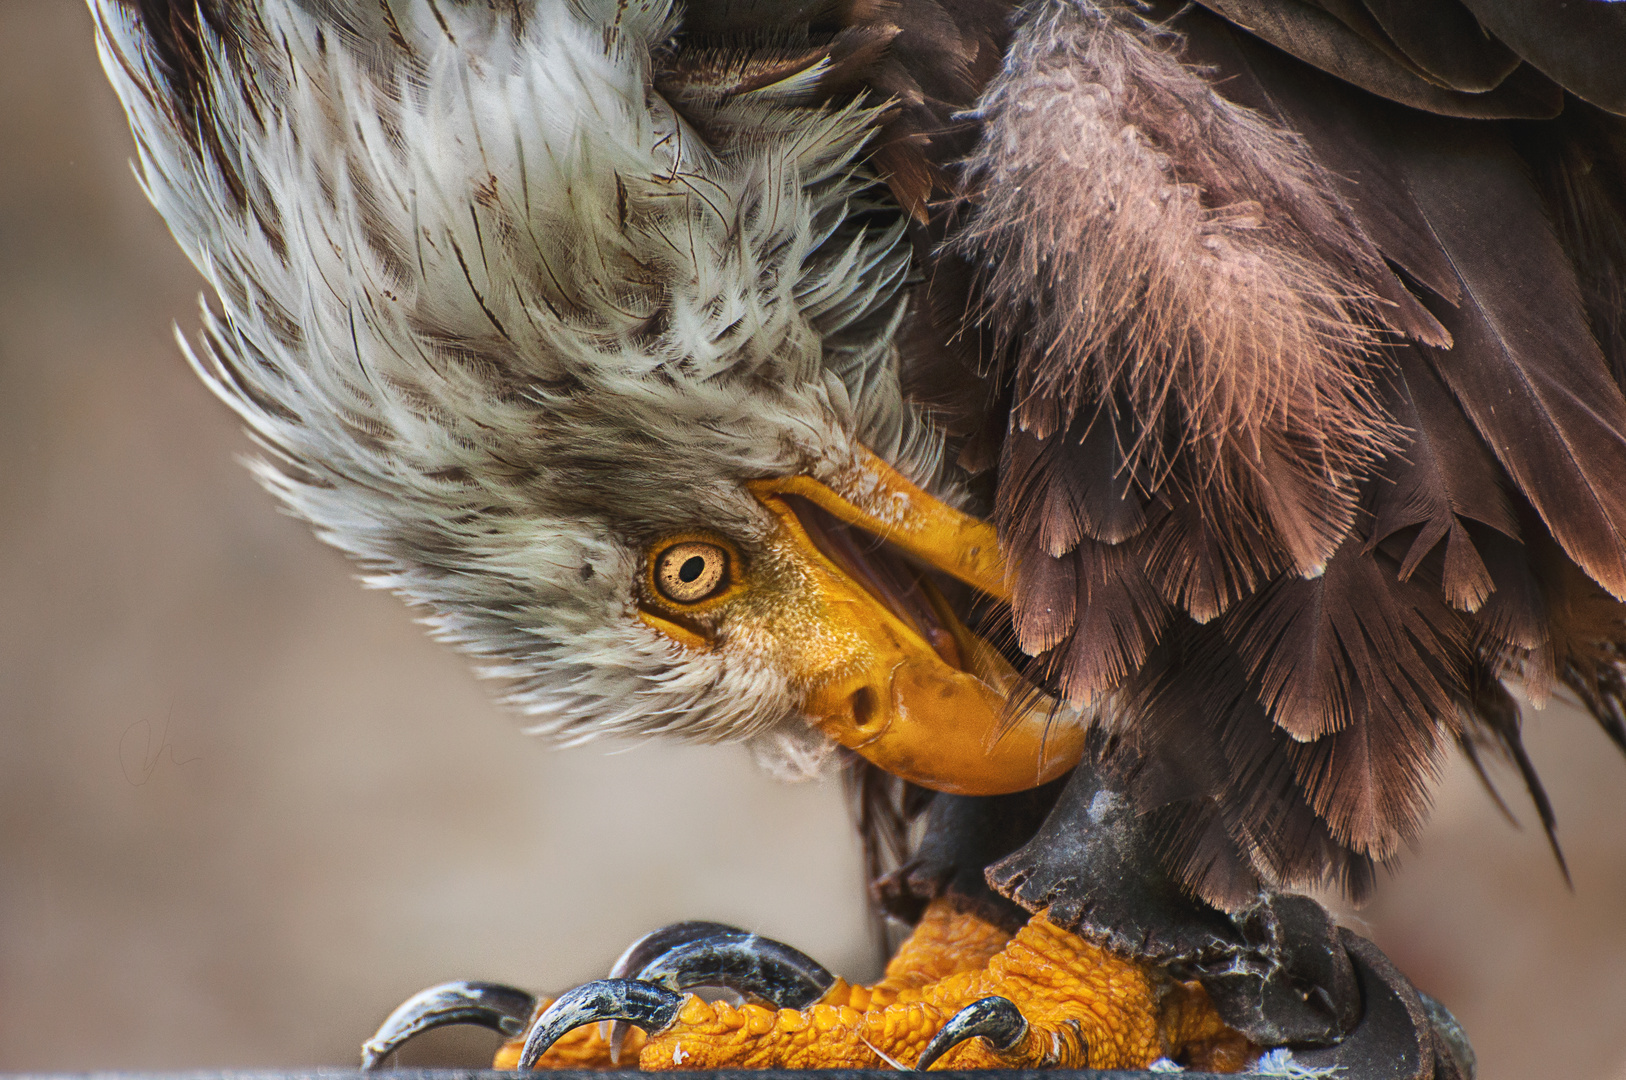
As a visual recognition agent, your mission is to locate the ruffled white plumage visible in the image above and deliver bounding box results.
[92,0,938,756]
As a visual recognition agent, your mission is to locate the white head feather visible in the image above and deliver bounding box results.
[92,0,942,766]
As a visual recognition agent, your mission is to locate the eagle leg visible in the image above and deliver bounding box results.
[495,897,1254,1071]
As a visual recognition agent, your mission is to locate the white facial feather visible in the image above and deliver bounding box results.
[92,0,943,755]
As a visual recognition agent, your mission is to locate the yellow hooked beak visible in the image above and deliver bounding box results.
[730,451,1084,796]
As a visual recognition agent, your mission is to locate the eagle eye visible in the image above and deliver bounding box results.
[653,541,730,604]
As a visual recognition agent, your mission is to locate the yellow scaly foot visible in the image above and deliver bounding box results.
[501,898,1254,1071]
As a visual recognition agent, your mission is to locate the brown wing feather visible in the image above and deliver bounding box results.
[1144,487,1282,624]
[1357,0,1519,95]
[1124,623,1381,904]
[1192,0,1561,119]
[1386,114,1626,603]
[1053,535,1169,704]
[1000,418,1168,698]
[961,0,1399,600]
[1368,346,1517,611]
[1467,527,1554,698]
[1235,537,1466,854]
[1184,21,1465,311]
[1457,0,1626,114]
[1222,532,1466,749]
[1516,106,1626,390]
[1462,669,1570,883]
[904,0,1626,907]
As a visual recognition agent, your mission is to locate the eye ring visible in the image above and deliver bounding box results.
[653,541,730,604]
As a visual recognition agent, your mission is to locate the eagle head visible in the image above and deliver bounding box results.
[95,0,1084,795]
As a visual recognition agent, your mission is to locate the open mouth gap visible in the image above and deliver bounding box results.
[780,494,971,671]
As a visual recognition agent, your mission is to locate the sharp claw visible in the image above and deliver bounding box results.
[634,931,836,1005]
[914,995,1029,1071]
[603,921,743,1062]
[604,923,836,1063]
[609,920,745,980]
[518,978,685,1069]
[360,980,536,1070]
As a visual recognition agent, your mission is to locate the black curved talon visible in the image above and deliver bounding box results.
[605,923,836,1062]
[518,978,684,1068]
[605,922,743,1063]
[360,980,536,1070]
[914,995,1030,1071]
[609,921,744,981]
[633,931,835,1005]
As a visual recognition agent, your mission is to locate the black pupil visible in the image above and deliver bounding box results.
[679,555,707,583]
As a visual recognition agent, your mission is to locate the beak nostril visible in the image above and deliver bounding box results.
[849,686,878,733]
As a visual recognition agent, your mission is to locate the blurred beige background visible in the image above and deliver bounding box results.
[1,3,1623,1077]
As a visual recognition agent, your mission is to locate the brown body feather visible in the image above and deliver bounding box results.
[877,0,1626,905]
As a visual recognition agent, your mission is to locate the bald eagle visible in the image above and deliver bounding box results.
[93,0,1624,1074]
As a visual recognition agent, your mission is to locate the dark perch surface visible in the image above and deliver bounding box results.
[4,1073,1262,1080]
